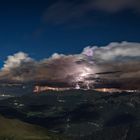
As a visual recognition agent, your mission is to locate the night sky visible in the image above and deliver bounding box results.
[0,0,140,65]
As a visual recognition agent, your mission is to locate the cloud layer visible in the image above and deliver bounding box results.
[43,0,140,25]
[0,41,140,89]
[94,0,140,12]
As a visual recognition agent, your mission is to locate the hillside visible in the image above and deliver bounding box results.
[0,115,64,140]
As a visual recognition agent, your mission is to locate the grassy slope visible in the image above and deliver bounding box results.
[0,115,65,140]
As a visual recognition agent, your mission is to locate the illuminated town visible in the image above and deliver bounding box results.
[33,85,71,93]
[33,84,140,94]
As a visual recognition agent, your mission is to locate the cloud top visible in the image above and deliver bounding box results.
[82,42,140,61]
[2,52,33,71]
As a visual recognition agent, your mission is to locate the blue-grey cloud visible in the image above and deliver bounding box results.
[43,0,140,25]
[94,0,140,12]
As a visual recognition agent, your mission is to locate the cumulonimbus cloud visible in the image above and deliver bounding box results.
[0,41,140,89]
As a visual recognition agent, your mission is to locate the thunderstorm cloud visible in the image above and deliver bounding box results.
[0,41,140,89]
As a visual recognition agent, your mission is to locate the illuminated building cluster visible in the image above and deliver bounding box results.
[94,88,139,93]
[33,85,70,93]
[33,85,140,94]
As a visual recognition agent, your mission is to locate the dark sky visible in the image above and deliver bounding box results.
[0,0,140,66]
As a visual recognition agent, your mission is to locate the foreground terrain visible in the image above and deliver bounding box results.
[0,115,65,140]
[0,89,140,140]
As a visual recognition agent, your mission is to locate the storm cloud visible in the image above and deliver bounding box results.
[0,41,140,89]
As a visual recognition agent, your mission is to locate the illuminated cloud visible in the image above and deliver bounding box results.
[82,42,140,61]
[0,52,96,84]
[0,41,140,89]
[2,52,33,71]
